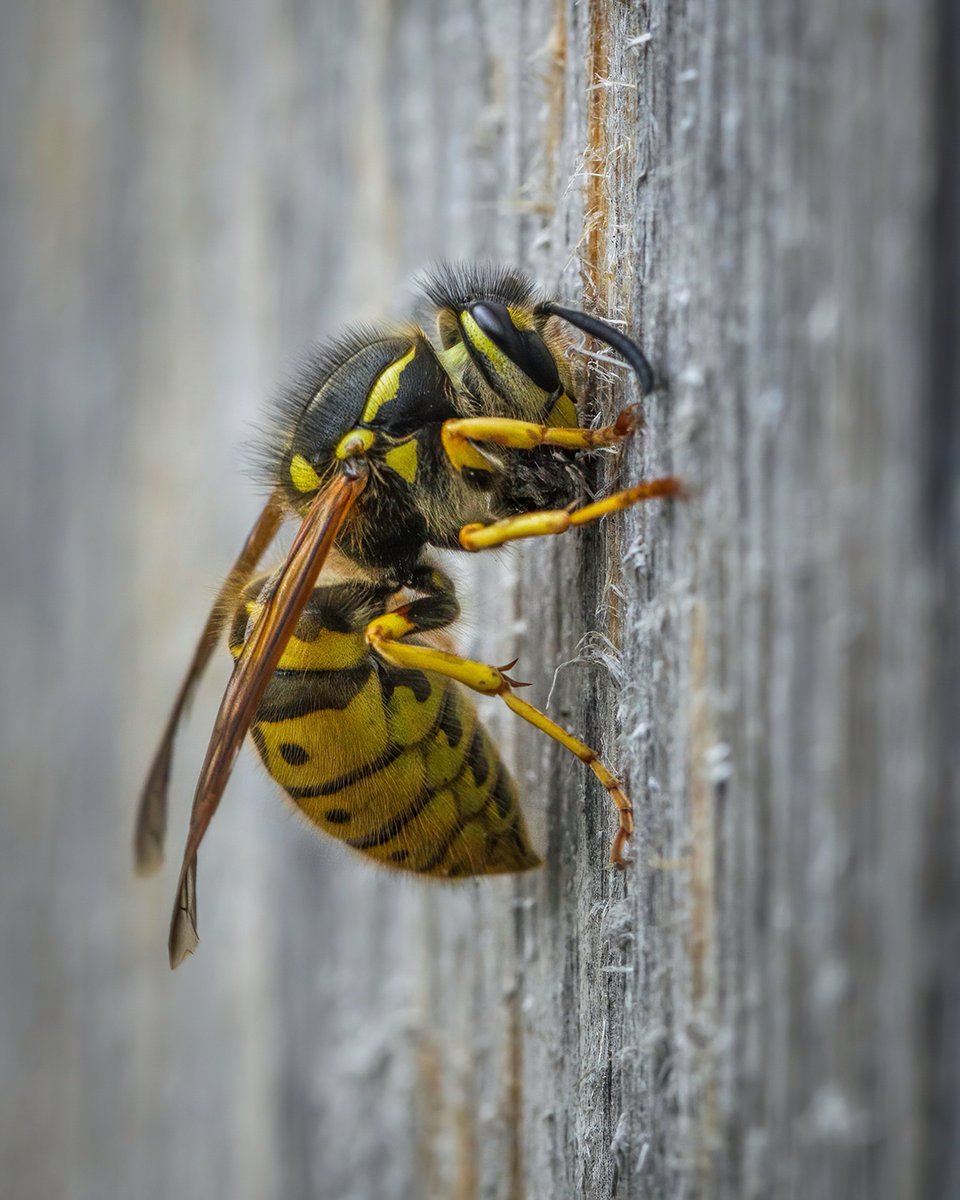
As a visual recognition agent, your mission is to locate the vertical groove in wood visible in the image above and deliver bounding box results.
[923,1,960,1195]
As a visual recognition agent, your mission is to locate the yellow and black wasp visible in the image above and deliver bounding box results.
[134,262,680,968]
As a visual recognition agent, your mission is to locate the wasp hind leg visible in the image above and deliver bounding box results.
[364,605,634,867]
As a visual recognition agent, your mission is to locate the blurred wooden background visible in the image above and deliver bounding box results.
[1,1,956,1197]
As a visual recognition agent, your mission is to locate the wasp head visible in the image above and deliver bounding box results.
[420,262,576,420]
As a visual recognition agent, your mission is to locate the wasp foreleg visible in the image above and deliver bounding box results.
[441,410,638,469]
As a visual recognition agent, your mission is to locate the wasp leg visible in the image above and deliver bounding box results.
[400,562,461,630]
[441,410,638,471]
[364,611,634,867]
[458,475,683,550]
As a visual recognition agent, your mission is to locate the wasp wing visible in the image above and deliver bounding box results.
[134,490,285,875]
[168,468,368,968]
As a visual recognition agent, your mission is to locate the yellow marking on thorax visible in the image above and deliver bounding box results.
[384,439,418,482]
[335,427,375,460]
[361,347,416,424]
[290,453,322,493]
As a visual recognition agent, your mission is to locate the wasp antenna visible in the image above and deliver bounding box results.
[538,302,655,396]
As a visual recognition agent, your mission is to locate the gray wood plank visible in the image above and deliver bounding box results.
[0,1,954,1197]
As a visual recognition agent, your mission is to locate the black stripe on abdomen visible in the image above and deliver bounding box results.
[283,741,407,800]
[255,662,373,723]
[346,783,439,850]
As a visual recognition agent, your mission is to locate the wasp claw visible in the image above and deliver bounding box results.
[613,404,643,436]
[497,657,521,673]
[609,828,633,869]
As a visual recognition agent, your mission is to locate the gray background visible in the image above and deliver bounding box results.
[1,1,956,1198]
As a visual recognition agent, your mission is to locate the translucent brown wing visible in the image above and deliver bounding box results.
[134,490,285,875]
[168,467,369,968]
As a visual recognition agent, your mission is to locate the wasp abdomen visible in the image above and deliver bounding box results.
[230,579,541,877]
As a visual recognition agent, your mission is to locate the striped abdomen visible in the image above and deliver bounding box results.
[229,580,541,877]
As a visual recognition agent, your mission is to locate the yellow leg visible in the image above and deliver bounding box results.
[365,611,634,866]
[441,409,638,471]
[459,475,683,550]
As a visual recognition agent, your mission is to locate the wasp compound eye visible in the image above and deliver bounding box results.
[467,301,561,394]
[468,301,515,344]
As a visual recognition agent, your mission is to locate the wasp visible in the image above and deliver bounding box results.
[135,263,680,967]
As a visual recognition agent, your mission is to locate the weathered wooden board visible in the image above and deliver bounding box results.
[1,1,955,1198]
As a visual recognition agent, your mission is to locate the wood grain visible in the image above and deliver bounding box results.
[0,1,954,1197]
